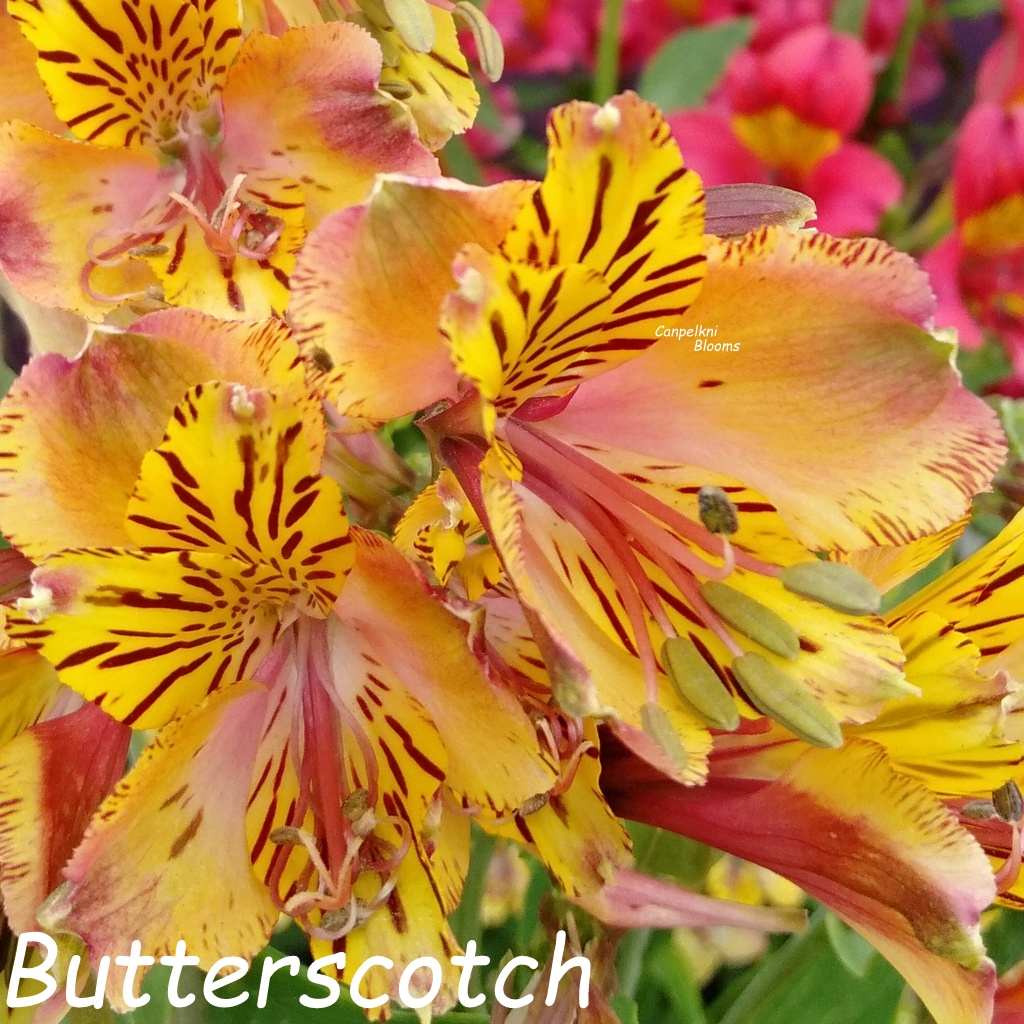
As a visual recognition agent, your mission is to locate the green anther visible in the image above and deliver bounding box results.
[641,702,689,775]
[732,652,843,748]
[661,636,740,731]
[699,580,800,660]
[994,780,1024,823]
[454,2,505,81]
[698,485,739,535]
[779,561,881,615]
[383,0,436,52]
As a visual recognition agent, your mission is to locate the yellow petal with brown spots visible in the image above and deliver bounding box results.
[9,0,242,148]
[8,548,285,729]
[53,683,278,1013]
[351,2,478,150]
[126,382,351,614]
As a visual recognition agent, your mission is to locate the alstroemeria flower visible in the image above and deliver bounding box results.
[603,510,1024,1024]
[245,0,496,149]
[0,0,437,320]
[668,25,902,236]
[922,102,1024,388]
[7,382,557,1013]
[292,91,1003,784]
[603,737,999,1024]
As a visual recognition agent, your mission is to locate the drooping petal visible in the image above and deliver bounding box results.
[0,122,160,319]
[0,703,129,935]
[605,739,998,1024]
[550,227,1005,553]
[337,529,556,816]
[9,548,284,728]
[50,683,278,1012]
[9,0,241,147]
[0,311,323,558]
[577,867,806,933]
[483,722,632,899]
[125,382,352,614]
[290,175,532,421]
[220,21,438,227]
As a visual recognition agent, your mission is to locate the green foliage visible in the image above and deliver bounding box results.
[831,0,872,36]
[958,335,1013,394]
[637,19,754,114]
[709,911,903,1024]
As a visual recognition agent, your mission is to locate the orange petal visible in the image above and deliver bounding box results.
[338,529,556,815]
[0,122,159,319]
[220,21,438,226]
[550,228,1005,553]
[608,738,998,1024]
[290,175,532,420]
[0,703,129,935]
[0,310,323,559]
[0,8,63,133]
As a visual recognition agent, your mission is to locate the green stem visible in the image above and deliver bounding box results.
[593,0,624,104]
[616,928,653,1001]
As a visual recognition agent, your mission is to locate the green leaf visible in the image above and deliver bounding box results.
[874,0,924,107]
[993,397,1024,462]
[957,334,1012,394]
[928,0,1002,20]
[824,914,876,978]
[712,910,903,1024]
[983,907,1024,974]
[441,133,484,187]
[831,0,871,36]
[626,822,714,888]
[637,19,755,114]
[610,994,642,1024]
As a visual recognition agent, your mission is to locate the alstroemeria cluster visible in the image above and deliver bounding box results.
[0,4,1023,1024]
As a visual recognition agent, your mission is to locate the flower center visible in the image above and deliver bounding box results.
[81,104,286,306]
[257,619,412,942]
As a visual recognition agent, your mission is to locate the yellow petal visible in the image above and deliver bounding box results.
[53,683,278,1012]
[353,4,478,150]
[10,548,285,728]
[0,311,324,559]
[9,0,241,147]
[126,382,352,615]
